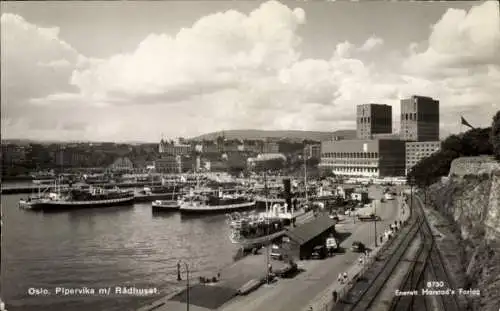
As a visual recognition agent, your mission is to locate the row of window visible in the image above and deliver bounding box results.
[321,160,378,166]
[322,152,379,158]
[333,167,379,173]
[406,144,440,149]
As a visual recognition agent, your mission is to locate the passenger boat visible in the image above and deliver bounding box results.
[179,189,255,214]
[134,185,181,202]
[31,172,56,185]
[18,186,134,211]
[152,199,181,211]
[227,203,304,249]
[254,195,285,209]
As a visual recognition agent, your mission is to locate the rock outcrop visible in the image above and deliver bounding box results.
[428,156,500,311]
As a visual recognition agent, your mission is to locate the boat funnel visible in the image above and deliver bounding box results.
[283,178,292,208]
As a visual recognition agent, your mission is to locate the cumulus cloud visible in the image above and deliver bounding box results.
[67,0,306,106]
[359,36,384,52]
[404,1,500,75]
[402,1,500,132]
[1,1,499,141]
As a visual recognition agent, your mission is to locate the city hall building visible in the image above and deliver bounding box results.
[405,141,441,174]
[320,139,406,178]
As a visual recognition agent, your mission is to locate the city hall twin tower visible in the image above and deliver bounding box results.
[320,95,441,178]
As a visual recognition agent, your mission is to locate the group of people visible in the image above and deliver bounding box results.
[357,249,371,265]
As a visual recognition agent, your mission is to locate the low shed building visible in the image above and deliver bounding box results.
[281,216,336,260]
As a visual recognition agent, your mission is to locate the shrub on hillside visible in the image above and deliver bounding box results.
[491,110,500,161]
[408,122,495,187]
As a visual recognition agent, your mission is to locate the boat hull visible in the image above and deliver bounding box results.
[21,196,135,211]
[134,193,178,203]
[152,202,180,212]
[230,230,287,249]
[180,201,256,214]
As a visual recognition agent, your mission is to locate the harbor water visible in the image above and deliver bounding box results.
[1,192,242,311]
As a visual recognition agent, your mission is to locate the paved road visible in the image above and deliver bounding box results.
[218,195,402,311]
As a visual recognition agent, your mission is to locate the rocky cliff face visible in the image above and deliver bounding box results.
[428,157,500,311]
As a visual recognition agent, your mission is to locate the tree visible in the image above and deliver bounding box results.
[407,122,496,187]
[492,110,500,161]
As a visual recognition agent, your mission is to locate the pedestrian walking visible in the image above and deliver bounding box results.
[380,235,383,243]
[338,273,343,284]
[358,256,363,265]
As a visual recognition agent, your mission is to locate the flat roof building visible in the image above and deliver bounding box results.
[405,141,441,175]
[400,95,440,142]
[356,104,392,139]
[320,139,406,178]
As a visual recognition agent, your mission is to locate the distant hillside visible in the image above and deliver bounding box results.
[192,129,356,142]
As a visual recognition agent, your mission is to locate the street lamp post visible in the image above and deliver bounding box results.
[410,184,414,218]
[177,261,190,311]
[374,199,378,247]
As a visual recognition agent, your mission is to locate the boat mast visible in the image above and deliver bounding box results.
[264,171,268,214]
[304,147,308,205]
[264,170,270,284]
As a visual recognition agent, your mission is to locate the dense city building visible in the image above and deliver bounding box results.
[305,144,321,159]
[405,141,441,174]
[158,139,191,156]
[247,153,286,171]
[320,139,406,178]
[356,104,392,139]
[109,157,134,172]
[262,141,280,154]
[155,155,181,173]
[400,95,440,141]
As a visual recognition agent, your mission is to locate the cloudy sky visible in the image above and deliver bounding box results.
[1,1,499,142]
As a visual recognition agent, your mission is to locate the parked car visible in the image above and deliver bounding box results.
[357,213,381,222]
[311,245,327,259]
[270,244,283,260]
[275,261,298,278]
[326,236,338,256]
[344,207,356,215]
[329,214,340,221]
[351,241,366,253]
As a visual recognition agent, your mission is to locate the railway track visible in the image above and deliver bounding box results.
[389,195,461,311]
[333,195,424,311]
[333,192,462,311]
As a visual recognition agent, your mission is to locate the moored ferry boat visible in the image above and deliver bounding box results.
[179,189,255,214]
[31,172,56,185]
[254,195,286,209]
[18,186,134,211]
[152,199,181,211]
[134,185,181,202]
[227,203,304,249]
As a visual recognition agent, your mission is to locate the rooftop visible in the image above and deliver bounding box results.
[284,216,336,245]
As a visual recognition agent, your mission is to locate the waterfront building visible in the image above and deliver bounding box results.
[400,95,440,141]
[320,139,406,178]
[155,155,181,173]
[405,141,441,175]
[356,104,392,139]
